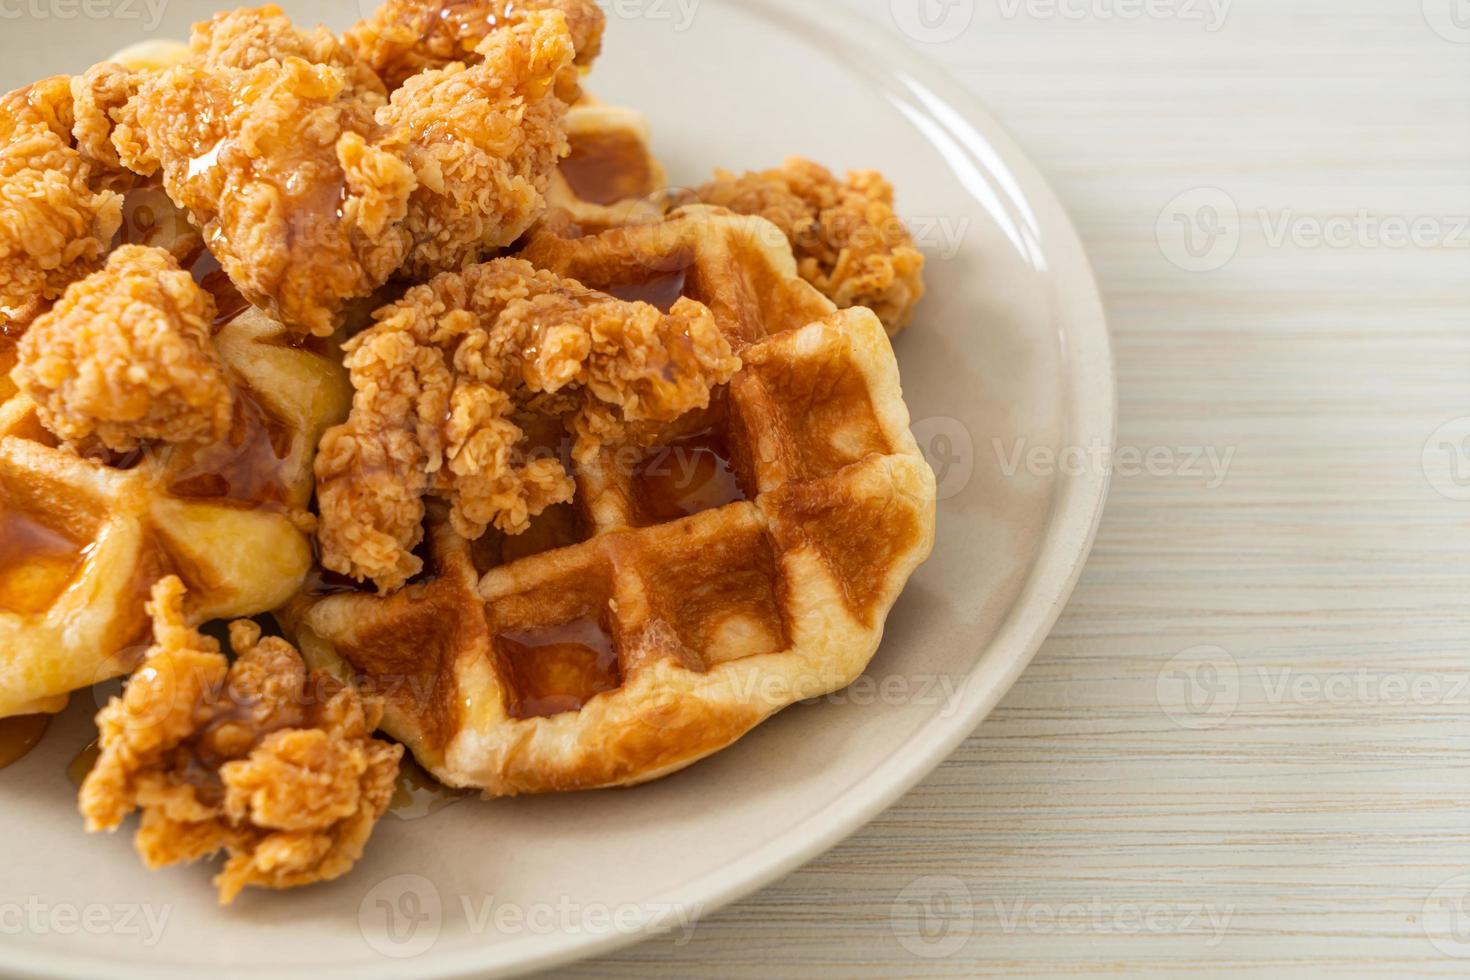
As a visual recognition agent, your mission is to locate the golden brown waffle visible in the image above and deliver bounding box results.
[285,206,936,795]
[0,306,350,717]
[544,102,667,231]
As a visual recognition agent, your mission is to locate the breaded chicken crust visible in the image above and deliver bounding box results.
[112,7,575,336]
[0,77,124,329]
[347,0,604,92]
[687,157,927,335]
[13,244,234,453]
[314,257,739,592]
[80,577,403,905]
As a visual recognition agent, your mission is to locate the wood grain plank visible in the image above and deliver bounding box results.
[552,0,1470,974]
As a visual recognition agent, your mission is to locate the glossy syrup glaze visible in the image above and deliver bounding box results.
[497,501,585,567]
[497,616,620,719]
[304,565,376,598]
[67,737,101,786]
[560,130,658,206]
[187,247,250,328]
[634,427,746,524]
[606,268,689,314]
[387,756,471,821]
[164,389,295,507]
[0,510,90,616]
[0,714,51,770]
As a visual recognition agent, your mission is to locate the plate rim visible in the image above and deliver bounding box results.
[3,2,1115,977]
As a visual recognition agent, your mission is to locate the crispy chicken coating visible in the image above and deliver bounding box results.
[315,257,740,592]
[13,245,233,453]
[685,158,927,336]
[384,13,575,279]
[0,76,123,329]
[112,51,416,337]
[112,7,574,336]
[70,62,147,184]
[189,3,388,101]
[80,577,403,905]
[347,0,604,93]
[0,39,202,332]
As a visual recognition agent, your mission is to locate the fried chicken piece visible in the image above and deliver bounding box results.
[80,577,403,905]
[384,12,575,279]
[0,45,196,332]
[113,53,417,337]
[684,158,927,336]
[315,257,740,591]
[188,3,387,102]
[13,245,232,453]
[70,62,148,185]
[0,76,123,330]
[113,7,574,336]
[347,0,604,93]
[0,56,194,331]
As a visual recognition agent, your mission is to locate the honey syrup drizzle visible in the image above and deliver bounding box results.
[606,268,689,314]
[186,247,250,328]
[106,178,290,505]
[165,388,295,507]
[406,0,538,69]
[387,756,470,821]
[0,510,91,615]
[498,616,620,719]
[115,182,254,324]
[634,427,746,523]
[497,502,584,567]
[304,565,375,598]
[68,738,101,786]
[0,714,50,770]
[560,131,656,207]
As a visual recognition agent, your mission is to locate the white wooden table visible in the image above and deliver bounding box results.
[554,0,1470,974]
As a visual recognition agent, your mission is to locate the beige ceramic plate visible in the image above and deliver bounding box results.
[0,1,1113,977]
